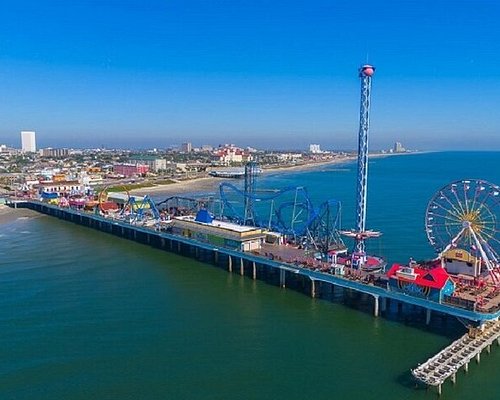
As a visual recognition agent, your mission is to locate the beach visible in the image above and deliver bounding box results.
[130,155,360,196]
[128,152,415,197]
[0,205,40,225]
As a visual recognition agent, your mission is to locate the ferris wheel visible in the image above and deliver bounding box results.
[425,179,500,283]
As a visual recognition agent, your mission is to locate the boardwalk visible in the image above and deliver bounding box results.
[412,320,500,394]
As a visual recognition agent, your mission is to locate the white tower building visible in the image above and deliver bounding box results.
[309,144,321,153]
[21,131,36,153]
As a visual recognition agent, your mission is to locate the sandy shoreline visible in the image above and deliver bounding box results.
[130,156,358,196]
[0,205,41,225]
[129,152,418,197]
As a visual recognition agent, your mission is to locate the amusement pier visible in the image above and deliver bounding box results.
[9,66,500,396]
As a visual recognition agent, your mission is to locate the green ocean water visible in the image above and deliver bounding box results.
[1,152,500,399]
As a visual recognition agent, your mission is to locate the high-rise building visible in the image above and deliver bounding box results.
[309,144,321,153]
[394,141,405,153]
[181,142,192,153]
[21,130,36,153]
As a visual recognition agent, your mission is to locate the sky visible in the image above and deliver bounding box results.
[0,0,500,151]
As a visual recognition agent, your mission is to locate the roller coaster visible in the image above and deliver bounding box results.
[152,163,345,255]
[218,178,344,254]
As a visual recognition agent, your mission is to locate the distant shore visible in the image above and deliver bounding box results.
[130,152,418,197]
[130,155,356,196]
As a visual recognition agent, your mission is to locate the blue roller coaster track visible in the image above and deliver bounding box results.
[219,181,344,251]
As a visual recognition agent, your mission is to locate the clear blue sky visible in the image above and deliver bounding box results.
[1,0,499,150]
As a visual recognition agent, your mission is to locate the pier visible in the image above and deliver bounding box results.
[412,320,500,396]
[14,200,500,323]
[10,199,500,394]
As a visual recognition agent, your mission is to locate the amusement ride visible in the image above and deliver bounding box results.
[426,179,500,286]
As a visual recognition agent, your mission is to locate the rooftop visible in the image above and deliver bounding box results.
[174,215,261,233]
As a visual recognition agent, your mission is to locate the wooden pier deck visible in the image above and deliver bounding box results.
[412,320,500,395]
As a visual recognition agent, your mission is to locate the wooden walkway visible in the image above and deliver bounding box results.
[412,320,500,395]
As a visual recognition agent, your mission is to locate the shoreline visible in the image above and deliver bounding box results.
[0,205,42,225]
[130,151,422,197]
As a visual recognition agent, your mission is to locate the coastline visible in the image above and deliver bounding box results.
[129,151,421,197]
[0,205,41,225]
[130,156,357,196]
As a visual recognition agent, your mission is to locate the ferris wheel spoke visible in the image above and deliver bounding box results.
[479,223,498,237]
[462,182,472,214]
[475,230,497,253]
[472,189,488,216]
[429,202,463,222]
[430,217,463,226]
[435,194,465,220]
[473,201,495,221]
[428,212,464,226]
[479,231,500,248]
[450,188,467,216]
[469,184,483,215]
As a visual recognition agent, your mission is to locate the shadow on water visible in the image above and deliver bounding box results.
[395,371,426,391]
[311,283,466,340]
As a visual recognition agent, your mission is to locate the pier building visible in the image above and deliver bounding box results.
[387,263,456,302]
[171,210,268,252]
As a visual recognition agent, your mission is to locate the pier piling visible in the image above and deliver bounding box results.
[373,295,379,317]
[279,269,286,288]
[426,308,432,325]
[380,296,387,313]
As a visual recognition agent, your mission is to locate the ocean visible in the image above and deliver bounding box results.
[1,151,499,399]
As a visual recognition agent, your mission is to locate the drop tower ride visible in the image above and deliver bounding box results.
[343,64,381,267]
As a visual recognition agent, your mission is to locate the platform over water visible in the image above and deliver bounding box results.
[412,320,500,387]
[15,200,500,323]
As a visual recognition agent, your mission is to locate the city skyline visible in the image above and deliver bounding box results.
[1,1,500,150]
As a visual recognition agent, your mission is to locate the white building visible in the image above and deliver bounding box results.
[39,148,70,157]
[309,144,321,154]
[393,142,405,153]
[213,145,252,165]
[181,142,192,153]
[21,131,36,153]
[129,156,167,172]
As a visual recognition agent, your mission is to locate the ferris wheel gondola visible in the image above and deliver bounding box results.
[425,179,500,284]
